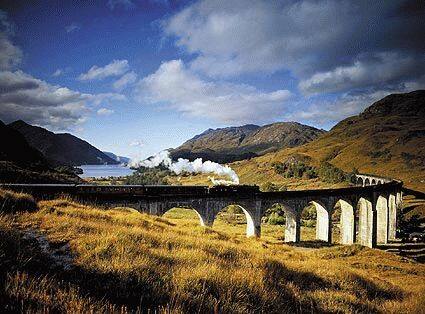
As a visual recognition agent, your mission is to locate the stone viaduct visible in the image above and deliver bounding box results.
[1,174,403,248]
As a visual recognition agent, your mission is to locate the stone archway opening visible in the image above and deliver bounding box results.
[162,207,206,227]
[300,201,330,243]
[356,177,364,186]
[364,178,371,186]
[331,200,355,244]
[212,205,257,238]
[261,203,298,243]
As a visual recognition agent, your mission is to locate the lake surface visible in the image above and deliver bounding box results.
[79,164,135,178]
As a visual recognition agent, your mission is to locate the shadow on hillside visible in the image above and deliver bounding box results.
[261,258,403,313]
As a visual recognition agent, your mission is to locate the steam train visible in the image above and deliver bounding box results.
[0,183,260,197]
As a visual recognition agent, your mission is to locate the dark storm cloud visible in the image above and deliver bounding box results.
[0,70,40,93]
[0,71,125,131]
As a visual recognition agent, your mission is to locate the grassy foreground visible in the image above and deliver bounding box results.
[1,195,425,313]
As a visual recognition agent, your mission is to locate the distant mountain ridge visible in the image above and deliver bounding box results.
[0,120,48,168]
[230,90,425,191]
[0,120,80,183]
[9,120,118,166]
[170,122,325,163]
[103,152,130,164]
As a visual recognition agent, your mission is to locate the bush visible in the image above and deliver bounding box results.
[263,204,286,225]
[304,167,318,179]
[317,162,346,184]
[346,168,359,184]
[302,219,316,227]
[273,159,318,179]
[125,166,171,185]
[301,204,316,220]
[0,189,37,213]
[368,148,392,161]
[267,212,286,225]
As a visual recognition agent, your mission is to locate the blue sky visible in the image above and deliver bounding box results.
[0,0,424,159]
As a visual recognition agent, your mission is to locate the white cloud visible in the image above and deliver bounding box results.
[52,69,63,77]
[164,0,425,87]
[78,59,129,81]
[130,140,144,147]
[299,53,422,95]
[0,70,124,131]
[113,71,137,90]
[137,59,291,124]
[89,92,127,106]
[65,22,81,33]
[97,108,114,116]
[0,10,22,70]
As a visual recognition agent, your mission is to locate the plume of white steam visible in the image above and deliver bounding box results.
[208,176,237,186]
[130,150,239,185]
[133,150,172,168]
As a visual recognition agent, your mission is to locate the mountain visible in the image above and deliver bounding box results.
[0,120,48,168]
[231,90,425,191]
[103,152,130,164]
[0,120,80,183]
[9,120,119,166]
[170,122,325,163]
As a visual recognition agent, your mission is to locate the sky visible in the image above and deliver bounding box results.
[0,0,424,160]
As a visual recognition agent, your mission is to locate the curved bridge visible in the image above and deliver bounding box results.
[1,174,403,248]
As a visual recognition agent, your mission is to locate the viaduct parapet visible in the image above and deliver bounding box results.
[1,174,403,248]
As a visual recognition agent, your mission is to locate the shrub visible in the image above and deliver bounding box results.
[267,212,286,225]
[317,162,346,184]
[346,168,359,184]
[125,166,171,185]
[302,219,316,227]
[263,204,286,225]
[301,204,317,220]
[273,160,318,179]
[368,148,392,161]
[304,167,318,179]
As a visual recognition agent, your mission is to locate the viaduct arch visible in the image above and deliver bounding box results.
[1,174,403,248]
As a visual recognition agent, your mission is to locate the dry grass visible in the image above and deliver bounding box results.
[0,188,37,213]
[403,195,425,221]
[0,214,131,313]
[0,197,422,313]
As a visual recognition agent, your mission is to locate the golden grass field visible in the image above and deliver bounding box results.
[1,189,425,313]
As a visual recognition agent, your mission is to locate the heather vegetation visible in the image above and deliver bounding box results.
[0,190,424,313]
[272,157,356,185]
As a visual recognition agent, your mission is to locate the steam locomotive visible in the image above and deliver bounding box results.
[0,183,260,197]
